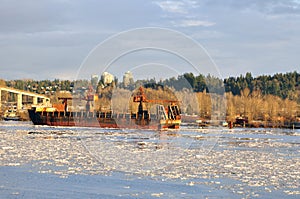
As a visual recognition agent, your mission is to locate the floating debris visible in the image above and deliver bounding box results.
[151,193,164,197]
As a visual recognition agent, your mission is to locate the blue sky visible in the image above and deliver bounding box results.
[0,0,300,80]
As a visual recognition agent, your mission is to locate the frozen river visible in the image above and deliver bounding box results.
[0,121,299,198]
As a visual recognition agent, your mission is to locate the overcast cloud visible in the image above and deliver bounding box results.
[0,0,299,80]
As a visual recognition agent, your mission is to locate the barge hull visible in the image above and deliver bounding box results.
[28,109,180,130]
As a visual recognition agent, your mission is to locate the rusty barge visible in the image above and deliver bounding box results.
[28,87,181,130]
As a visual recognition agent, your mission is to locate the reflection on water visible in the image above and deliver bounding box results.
[0,121,299,198]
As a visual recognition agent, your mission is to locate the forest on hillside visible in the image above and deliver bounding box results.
[161,71,300,103]
[1,71,299,102]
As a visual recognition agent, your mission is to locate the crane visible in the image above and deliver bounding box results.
[132,87,181,120]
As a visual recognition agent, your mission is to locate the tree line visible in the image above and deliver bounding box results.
[224,71,299,102]
[161,71,299,102]
[1,71,299,103]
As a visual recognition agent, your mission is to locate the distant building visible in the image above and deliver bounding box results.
[91,74,99,88]
[123,71,134,87]
[101,72,114,86]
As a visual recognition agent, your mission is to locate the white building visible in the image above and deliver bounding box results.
[91,74,99,88]
[101,72,114,85]
[123,71,134,87]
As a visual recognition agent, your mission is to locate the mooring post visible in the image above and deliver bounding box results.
[17,93,22,110]
[293,124,295,131]
[33,96,38,105]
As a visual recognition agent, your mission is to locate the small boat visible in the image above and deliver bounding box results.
[3,108,21,121]
[28,87,181,130]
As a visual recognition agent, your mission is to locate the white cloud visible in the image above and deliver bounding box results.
[208,0,300,15]
[154,0,199,14]
[176,19,216,27]
[154,1,187,14]
[153,1,214,28]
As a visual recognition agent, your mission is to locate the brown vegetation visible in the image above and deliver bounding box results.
[93,86,299,126]
[225,88,299,126]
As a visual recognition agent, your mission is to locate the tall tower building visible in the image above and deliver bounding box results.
[91,74,99,89]
[101,72,114,86]
[123,71,134,87]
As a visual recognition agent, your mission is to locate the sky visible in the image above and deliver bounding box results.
[0,0,300,80]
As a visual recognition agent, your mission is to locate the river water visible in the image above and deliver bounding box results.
[0,121,299,198]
